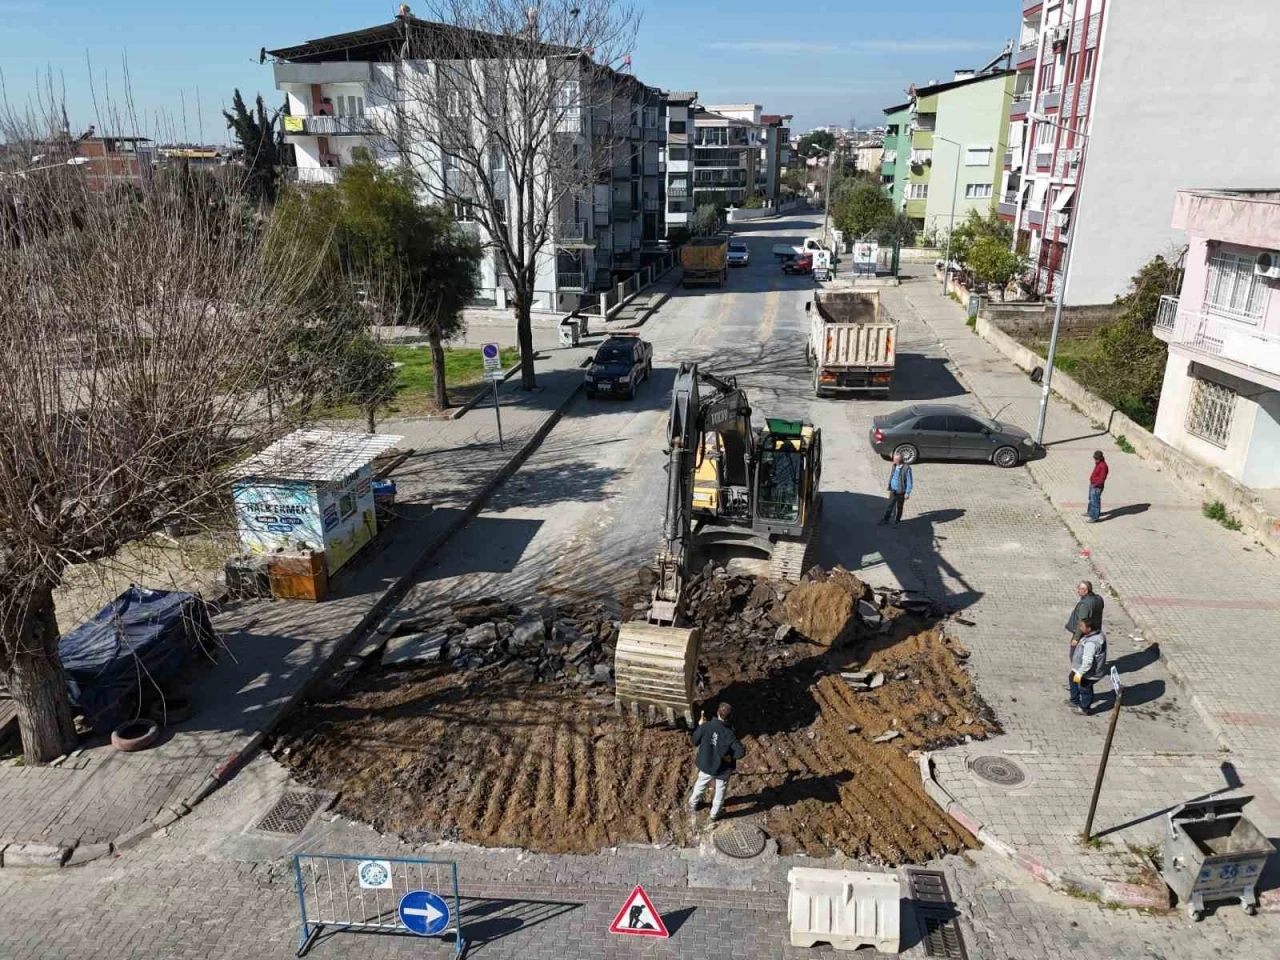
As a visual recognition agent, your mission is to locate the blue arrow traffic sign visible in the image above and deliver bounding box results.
[398,890,450,937]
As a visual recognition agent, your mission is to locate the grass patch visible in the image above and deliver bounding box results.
[1018,335,1159,430]
[948,291,964,306]
[965,315,977,328]
[1202,500,1243,532]
[1114,435,1135,454]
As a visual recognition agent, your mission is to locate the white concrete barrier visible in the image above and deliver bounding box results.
[787,867,901,953]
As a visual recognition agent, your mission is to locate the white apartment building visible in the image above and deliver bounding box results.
[758,113,792,206]
[664,91,697,235]
[1000,0,1280,305]
[269,14,668,312]
[693,104,762,210]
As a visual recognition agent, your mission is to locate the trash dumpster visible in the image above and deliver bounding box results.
[559,316,581,347]
[1162,795,1274,921]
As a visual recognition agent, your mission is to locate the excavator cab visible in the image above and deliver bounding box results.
[753,418,822,540]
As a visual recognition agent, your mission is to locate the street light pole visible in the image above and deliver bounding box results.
[1031,114,1090,445]
[935,135,961,298]
[819,146,835,247]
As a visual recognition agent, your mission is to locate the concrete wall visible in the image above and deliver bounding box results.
[1067,0,1280,306]
[924,74,1013,237]
[975,315,1280,543]
[980,301,1119,339]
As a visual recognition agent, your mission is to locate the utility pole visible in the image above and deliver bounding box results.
[819,146,835,247]
[935,135,961,298]
[1031,113,1090,445]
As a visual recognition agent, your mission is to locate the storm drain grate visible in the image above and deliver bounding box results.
[907,870,969,960]
[968,754,1027,787]
[713,822,767,859]
[254,790,329,835]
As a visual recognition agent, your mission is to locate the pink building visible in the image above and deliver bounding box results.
[1152,189,1280,489]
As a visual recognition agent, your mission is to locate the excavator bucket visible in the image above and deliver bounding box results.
[613,621,700,725]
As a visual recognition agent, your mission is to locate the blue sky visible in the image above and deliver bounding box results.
[0,0,1017,140]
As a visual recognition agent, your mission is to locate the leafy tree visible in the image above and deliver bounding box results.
[797,130,836,159]
[949,210,1013,273]
[223,89,283,206]
[692,204,723,236]
[966,235,1025,300]
[742,192,765,210]
[831,179,895,241]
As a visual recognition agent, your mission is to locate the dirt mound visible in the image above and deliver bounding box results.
[275,564,997,864]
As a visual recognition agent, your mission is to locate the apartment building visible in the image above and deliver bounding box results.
[1151,189,1280,489]
[268,14,667,312]
[854,140,883,178]
[880,102,910,213]
[999,0,1280,306]
[692,104,761,210]
[664,91,697,235]
[758,113,792,206]
[893,70,1012,237]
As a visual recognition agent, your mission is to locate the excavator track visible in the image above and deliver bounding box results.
[768,495,823,582]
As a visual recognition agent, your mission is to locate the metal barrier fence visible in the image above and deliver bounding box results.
[293,853,465,957]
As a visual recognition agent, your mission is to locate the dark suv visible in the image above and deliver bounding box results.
[585,335,653,399]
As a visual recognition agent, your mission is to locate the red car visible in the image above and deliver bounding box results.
[782,253,813,275]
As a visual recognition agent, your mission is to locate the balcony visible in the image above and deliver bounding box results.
[286,167,339,185]
[643,196,660,212]
[555,219,593,246]
[1003,151,1014,168]
[998,200,1017,219]
[613,201,633,220]
[592,119,612,139]
[1038,86,1061,112]
[1010,94,1031,120]
[1022,0,1043,11]
[284,114,373,137]
[1016,41,1039,70]
[628,123,642,140]
[274,61,371,86]
[557,271,586,291]
[1154,297,1280,387]
[1035,146,1054,171]
[593,207,610,226]
[1027,208,1044,229]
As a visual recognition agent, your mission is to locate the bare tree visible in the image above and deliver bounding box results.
[368,0,639,390]
[0,113,329,763]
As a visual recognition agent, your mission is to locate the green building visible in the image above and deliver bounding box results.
[884,69,1014,240]
[880,101,911,213]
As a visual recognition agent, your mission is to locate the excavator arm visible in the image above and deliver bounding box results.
[650,362,751,623]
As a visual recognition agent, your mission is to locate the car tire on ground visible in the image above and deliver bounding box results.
[893,443,919,464]
[993,445,1020,468]
[111,718,160,752]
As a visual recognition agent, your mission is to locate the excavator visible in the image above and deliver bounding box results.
[614,362,823,722]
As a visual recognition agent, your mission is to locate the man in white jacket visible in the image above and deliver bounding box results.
[1069,616,1107,716]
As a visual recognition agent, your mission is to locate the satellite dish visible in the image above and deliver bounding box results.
[258,47,267,65]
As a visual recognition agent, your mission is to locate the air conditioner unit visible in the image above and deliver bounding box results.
[1255,251,1280,279]
[1050,25,1070,46]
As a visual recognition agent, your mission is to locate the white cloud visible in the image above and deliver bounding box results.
[706,39,996,55]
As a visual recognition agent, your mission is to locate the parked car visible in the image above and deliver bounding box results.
[782,252,813,275]
[727,239,750,267]
[585,334,653,400]
[868,404,1043,467]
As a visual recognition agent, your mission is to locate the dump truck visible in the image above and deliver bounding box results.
[805,289,897,399]
[681,236,728,288]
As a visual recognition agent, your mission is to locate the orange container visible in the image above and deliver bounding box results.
[267,551,329,602]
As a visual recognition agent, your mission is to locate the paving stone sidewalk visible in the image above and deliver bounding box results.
[881,273,1280,903]
[0,348,587,857]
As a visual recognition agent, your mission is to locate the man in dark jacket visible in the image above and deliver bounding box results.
[688,702,746,822]
[1066,580,1104,643]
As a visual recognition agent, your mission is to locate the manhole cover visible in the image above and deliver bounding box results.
[968,755,1026,787]
[714,822,767,859]
[254,790,329,835]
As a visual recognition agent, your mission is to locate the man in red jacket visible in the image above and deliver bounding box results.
[1086,450,1109,522]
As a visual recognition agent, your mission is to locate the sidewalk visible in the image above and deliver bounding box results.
[0,348,586,863]
[881,274,1280,908]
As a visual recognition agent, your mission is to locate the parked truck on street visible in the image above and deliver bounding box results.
[805,288,897,399]
[681,236,728,288]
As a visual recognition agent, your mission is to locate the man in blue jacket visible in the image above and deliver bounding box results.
[688,702,746,822]
[878,452,913,526]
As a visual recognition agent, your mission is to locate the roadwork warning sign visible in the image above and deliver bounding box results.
[608,884,669,938]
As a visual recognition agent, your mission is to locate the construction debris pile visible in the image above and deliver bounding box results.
[275,562,997,863]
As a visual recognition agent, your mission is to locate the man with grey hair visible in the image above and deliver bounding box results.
[1066,582,1105,707]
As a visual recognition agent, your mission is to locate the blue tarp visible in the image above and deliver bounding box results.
[57,586,216,731]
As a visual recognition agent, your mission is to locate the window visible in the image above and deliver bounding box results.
[1082,48,1096,78]
[555,80,580,112]
[916,415,949,431]
[669,120,686,134]
[910,149,932,166]
[1186,377,1236,448]
[445,88,466,117]
[1204,249,1266,321]
[1040,63,1055,90]
[668,146,689,161]
[1066,53,1079,80]
[453,199,476,221]
[964,183,993,199]
[948,416,987,434]
[443,152,460,170]
[338,95,364,117]
[338,491,357,521]
[965,146,993,166]
[493,198,507,227]
[907,183,929,200]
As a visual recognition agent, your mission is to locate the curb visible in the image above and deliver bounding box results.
[916,751,1171,911]
[21,380,585,869]
[608,281,679,331]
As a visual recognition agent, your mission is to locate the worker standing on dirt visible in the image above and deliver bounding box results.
[878,452,913,526]
[688,703,746,822]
